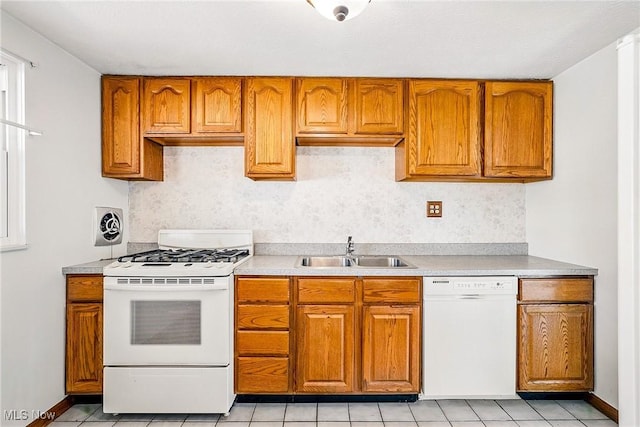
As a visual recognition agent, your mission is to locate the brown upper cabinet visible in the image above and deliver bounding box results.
[295,78,405,146]
[396,79,552,182]
[142,77,244,145]
[102,75,552,183]
[101,77,163,180]
[192,78,243,134]
[396,80,481,180]
[143,78,191,134]
[244,77,296,180]
[484,81,553,179]
[102,76,244,181]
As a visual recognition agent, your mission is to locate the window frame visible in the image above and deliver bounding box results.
[0,49,27,252]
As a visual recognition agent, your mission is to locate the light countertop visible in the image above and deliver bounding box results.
[62,255,597,277]
[234,255,597,277]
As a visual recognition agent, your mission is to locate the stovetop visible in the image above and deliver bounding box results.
[103,229,253,277]
[117,248,250,264]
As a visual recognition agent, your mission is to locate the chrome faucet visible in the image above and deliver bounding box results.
[346,236,355,257]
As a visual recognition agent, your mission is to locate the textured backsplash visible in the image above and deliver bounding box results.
[129,146,526,244]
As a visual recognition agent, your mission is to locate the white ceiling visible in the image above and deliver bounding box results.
[2,0,639,79]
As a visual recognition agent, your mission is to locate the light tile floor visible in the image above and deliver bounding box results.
[50,399,616,427]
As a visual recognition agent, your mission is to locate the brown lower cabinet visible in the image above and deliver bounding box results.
[517,277,594,392]
[235,276,421,394]
[66,274,103,394]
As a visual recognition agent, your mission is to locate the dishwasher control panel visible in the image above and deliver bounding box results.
[424,276,517,295]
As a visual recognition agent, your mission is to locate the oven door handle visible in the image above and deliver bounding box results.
[103,284,228,292]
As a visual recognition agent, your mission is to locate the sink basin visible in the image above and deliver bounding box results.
[352,256,414,268]
[296,255,415,268]
[298,256,353,267]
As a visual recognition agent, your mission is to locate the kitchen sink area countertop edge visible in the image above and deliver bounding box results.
[61,255,598,276]
[234,255,598,277]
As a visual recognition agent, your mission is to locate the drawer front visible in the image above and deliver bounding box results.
[363,278,421,303]
[237,331,289,356]
[519,278,593,303]
[67,275,103,302]
[236,357,289,393]
[237,277,290,303]
[297,278,356,303]
[237,305,289,330]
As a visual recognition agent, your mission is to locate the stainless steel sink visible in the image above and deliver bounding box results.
[296,255,415,268]
[352,256,414,268]
[298,256,353,267]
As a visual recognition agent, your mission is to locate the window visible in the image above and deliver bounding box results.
[0,50,26,251]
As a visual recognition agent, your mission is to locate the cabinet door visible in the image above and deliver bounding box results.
[143,78,191,134]
[102,77,141,176]
[244,78,295,180]
[66,303,103,394]
[296,305,355,393]
[353,79,404,135]
[362,305,420,392]
[518,304,593,391]
[296,78,348,134]
[485,81,552,179]
[403,80,481,176]
[192,78,242,133]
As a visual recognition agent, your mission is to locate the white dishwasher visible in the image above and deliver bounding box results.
[422,276,518,399]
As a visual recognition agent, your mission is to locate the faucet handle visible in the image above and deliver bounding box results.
[346,235,354,255]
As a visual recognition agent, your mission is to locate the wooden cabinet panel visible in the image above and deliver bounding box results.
[237,331,289,356]
[235,275,291,394]
[102,76,162,180]
[363,278,420,303]
[296,78,348,134]
[66,302,103,394]
[518,303,593,391]
[296,305,355,393]
[67,275,103,301]
[520,278,593,303]
[237,357,289,393]
[245,77,295,180]
[237,277,290,302]
[297,278,356,304]
[237,305,290,329]
[362,305,420,392]
[192,78,242,133]
[485,81,552,179]
[102,77,140,175]
[143,78,191,134]
[353,79,404,135]
[398,80,481,179]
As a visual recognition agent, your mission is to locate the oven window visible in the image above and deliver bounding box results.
[130,300,201,345]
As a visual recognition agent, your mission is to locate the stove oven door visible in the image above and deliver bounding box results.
[103,276,232,366]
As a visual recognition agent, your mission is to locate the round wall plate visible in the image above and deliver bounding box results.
[94,207,123,246]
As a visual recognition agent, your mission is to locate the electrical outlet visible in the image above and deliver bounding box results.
[427,201,442,218]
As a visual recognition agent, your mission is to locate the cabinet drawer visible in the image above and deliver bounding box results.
[237,277,290,303]
[519,278,593,303]
[363,278,421,303]
[297,278,355,303]
[67,275,103,302]
[237,357,289,393]
[237,331,289,356]
[237,305,289,330]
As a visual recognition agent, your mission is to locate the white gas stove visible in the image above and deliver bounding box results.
[104,229,253,277]
[102,229,252,415]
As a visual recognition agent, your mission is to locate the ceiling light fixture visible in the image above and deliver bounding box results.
[306,0,371,22]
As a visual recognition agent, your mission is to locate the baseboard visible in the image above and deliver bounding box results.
[26,396,74,427]
[586,393,618,423]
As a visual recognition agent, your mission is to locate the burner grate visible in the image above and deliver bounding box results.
[118,248,250,263]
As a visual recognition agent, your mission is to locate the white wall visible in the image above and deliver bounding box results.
[526,42,619,407]
[129,147,526,244]
[0,12,129,425]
